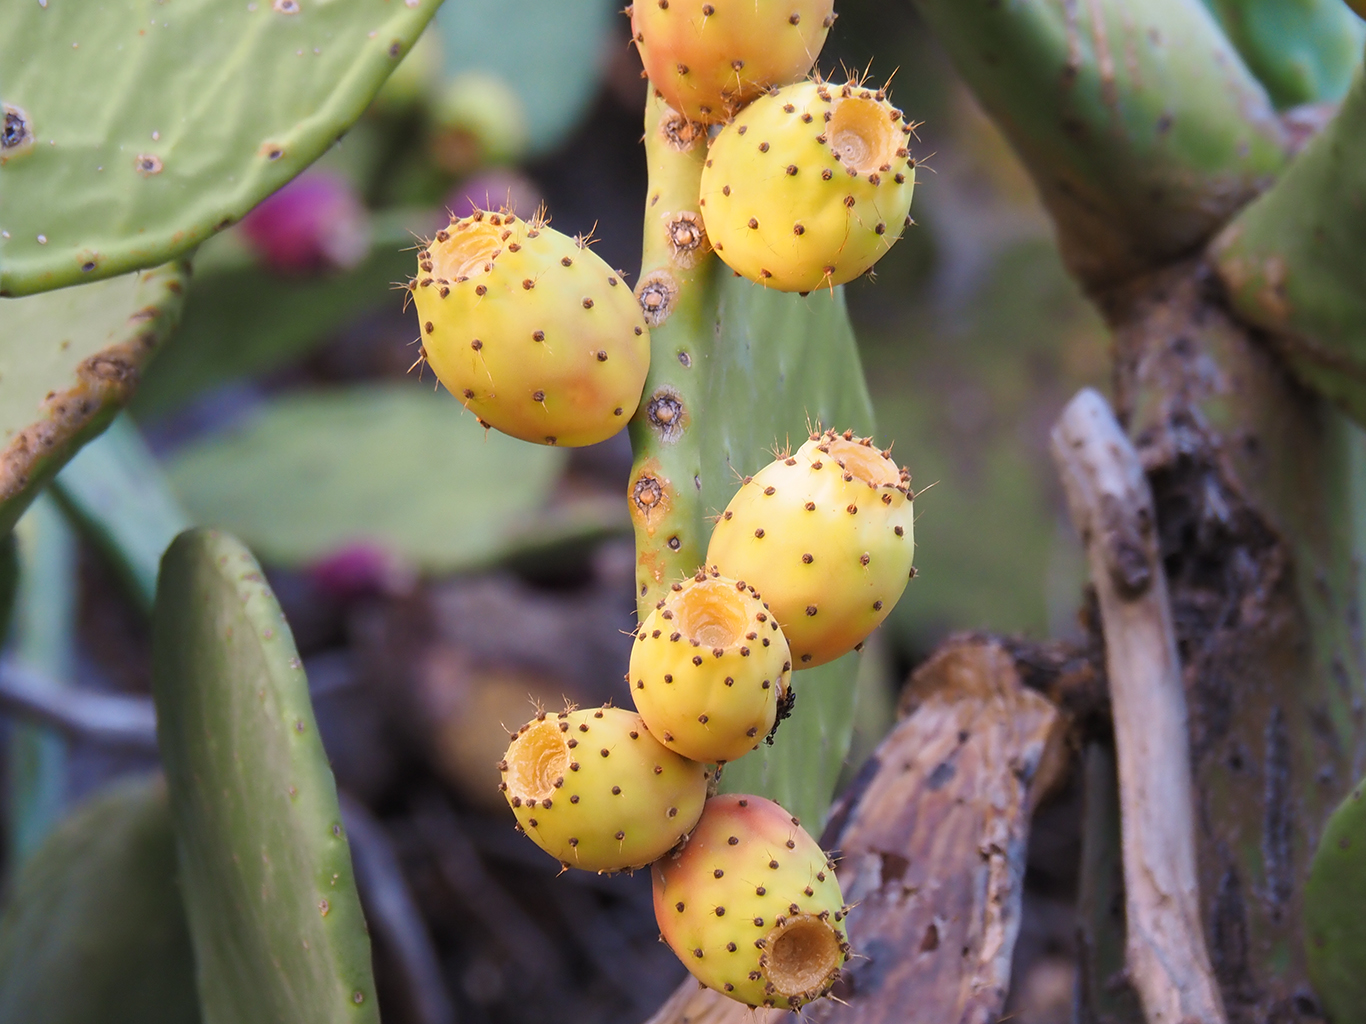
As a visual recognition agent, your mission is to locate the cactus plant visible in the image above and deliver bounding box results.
[1305,778,1366,1023]
[630,567,791,764]
[0,0,439,296]
[1201,0,1364,107]
[0,775,199,1024]
[706,429,915,668]
[1212,54,1366,423]
[500,705,710,872]
[412,209,651,446]
[629,0,835,123]
[699,78,916,291]
[153,528,378,1023]
[652,793,849,1009]
[0,263,187,538]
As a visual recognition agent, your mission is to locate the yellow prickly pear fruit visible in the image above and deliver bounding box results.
[705,429,914,668]
[411,209,650,447]
[698,78,916,292]
[629,0,835,124]
[653,794,850,1009]
[630,567,792,764]
[499,706,709,872]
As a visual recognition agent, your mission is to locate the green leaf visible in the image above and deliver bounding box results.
[0,775,199,1024]
[436,0,618,156]
[153,528,376,1024]
[0,0,438,296]
[164,383,621,571]
[0,263,187,537]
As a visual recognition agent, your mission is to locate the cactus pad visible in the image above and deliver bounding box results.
[164,383,607,573]
[707,430,915,668]
[652,793,849,1009]
[0,0,438,296]
[0,262,187,539]
[152,528,378,1024]
[0,775,198,1024]
[500,706,710,872]
[413,209,651,447]
[631,568,791,763]
[629,0,834,123]
[1305,779,1366,1022]
[699,80,916,291]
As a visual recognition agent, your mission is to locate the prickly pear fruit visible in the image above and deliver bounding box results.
[412,209,651,447]
[698,78,916,291]
[653,793,849,1009]
[630,567,792,764]
[705,429,914,667]
[629,1,835,124]
[500,705,709,872]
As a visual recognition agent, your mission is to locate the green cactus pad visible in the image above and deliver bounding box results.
[1212,56,1366,425]
[1306,780,1366,1021]
[0,0,438,296]
[0,262,187,538]
[717,652,859,830]
[0,775,199,1024]
[164,383,622,571]
[1202,0,1364,107]
[152,528,377,1024]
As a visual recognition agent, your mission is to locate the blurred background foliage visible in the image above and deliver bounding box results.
[0,2,1114,1022]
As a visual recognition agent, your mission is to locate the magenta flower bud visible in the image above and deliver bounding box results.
[241,171,371,275]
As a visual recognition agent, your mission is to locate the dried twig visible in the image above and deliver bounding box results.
[0,662,157,752]
[1049,387,1225,1024]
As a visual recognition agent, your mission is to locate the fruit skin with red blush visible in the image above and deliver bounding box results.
[652,793,850,1008]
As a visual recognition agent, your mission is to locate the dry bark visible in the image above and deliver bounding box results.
[641,636,1065,1024]
[1052,388,1226,1024]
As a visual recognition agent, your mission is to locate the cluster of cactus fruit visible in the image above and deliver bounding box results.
[408,1,920,1009]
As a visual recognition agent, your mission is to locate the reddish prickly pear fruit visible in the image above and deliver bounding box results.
[698,78,916,291]
[630,567,792,764]
[500,706,709,872]
[653,794,849,1009]
[411,209,651,447]
[241,170,371,275]
[705,429,914,667]
[629,1,835,124]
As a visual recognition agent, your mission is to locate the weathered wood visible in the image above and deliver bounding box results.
[1052,387,1226,1024]
[641,636,1064,1024]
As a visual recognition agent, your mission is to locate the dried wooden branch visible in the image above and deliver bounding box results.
[1049,387,1225,1024]
[641,636,1064,1024]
